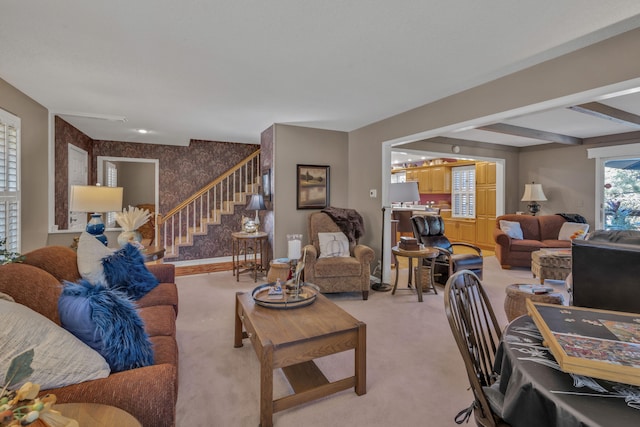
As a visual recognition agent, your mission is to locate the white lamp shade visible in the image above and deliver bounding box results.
[389,181,420,204]
[70,185,123,213]
[521,183,547,202]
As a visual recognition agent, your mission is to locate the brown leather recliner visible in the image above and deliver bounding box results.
[411,215,483,284]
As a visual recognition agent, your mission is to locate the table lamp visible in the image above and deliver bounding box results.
[70,184,123,245]
[389,181,420,207]
[521,182,547,216]
[245,194,266,232]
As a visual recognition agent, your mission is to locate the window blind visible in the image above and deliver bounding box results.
[0,109,20,253]
[451,165,475,219]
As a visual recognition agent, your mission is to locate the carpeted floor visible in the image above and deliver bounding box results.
[174,256,567,427]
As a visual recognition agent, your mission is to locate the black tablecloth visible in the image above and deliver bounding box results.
[495,315,640,427]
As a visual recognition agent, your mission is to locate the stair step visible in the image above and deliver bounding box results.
[160,154,262,260]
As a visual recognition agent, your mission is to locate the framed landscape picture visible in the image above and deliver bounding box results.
[296,165,330,209]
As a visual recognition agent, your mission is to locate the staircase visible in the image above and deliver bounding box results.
[157,150,261,260]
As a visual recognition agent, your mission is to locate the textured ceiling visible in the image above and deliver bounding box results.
[1,1,640,146]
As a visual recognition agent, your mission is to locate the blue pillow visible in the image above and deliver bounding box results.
[58,280,154,372]
[102,243,159,300]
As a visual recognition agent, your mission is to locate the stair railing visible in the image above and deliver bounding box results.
[157,150,260,258]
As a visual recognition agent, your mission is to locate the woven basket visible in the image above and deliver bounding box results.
[504,284,564,322]
[267,261,290,283]
[413,266,434,292]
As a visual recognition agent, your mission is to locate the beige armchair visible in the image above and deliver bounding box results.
[303,212,374,300]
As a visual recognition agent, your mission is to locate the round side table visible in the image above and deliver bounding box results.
[504,284,564,322]
[232,231,268,282]
[54,403,141,427]
[391,245,439,302]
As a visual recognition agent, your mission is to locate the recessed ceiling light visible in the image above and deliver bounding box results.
[137,129,148,134]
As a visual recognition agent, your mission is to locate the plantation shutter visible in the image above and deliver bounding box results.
[105,161,118,228]
[0,109,20,253]
[451,165,475,219]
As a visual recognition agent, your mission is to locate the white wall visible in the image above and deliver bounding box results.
[0,78,49,251]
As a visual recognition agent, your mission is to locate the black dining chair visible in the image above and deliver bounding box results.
[411,215,483,284]
[444,270,510,427]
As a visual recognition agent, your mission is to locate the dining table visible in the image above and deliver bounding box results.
[495,314,640,427]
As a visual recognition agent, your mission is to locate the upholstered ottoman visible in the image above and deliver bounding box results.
[531,250,572,284]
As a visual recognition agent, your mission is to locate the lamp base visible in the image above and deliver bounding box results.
[527,202,541,216]
[372,282,393,292]
[86,213,108,246]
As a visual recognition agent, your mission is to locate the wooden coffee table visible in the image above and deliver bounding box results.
[234,291,366,427]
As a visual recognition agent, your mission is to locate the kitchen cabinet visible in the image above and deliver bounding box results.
[475,162,497,249]
[415,166,451,194]
[443,218,476,244]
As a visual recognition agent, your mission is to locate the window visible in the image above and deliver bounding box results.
[105,161,118,228]
[589,143,640,230]
[0,108,20,253]
[451,165,475,219]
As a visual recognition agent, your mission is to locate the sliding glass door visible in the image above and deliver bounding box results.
[603,158,640,230]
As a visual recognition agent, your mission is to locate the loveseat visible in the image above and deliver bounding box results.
[493,214,571,268]
[0,245,178,427]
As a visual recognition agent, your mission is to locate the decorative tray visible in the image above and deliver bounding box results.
[252,282,320,309]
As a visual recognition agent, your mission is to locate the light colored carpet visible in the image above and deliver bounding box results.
[174,256,567,427]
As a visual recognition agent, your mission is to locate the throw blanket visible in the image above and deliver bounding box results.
[321,207,365,243]
[556,213,588,224]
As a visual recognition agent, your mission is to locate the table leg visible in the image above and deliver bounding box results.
[260,341,274,427]
[429,258,437,295]
[234,293,244,348]
[253,240,258,282]
[392,253,400,295]
[355,322,367,395]
[416,258,423,302]
[233,238,239,280]
[408,257,414,288]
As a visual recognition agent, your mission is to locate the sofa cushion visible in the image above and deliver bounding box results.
[558,222,589,240]
[77,231,114,283]
[0,299,110,390]
[499,220,523,240]
[58,280,154,372]
[318,232,350,258]
[23,246,81,283]
[538,214,568,240]
[314,256,362,278]
[102,243,159,300]
[138,305,176,337]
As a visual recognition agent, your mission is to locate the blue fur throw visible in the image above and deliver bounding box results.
[102,243,159,300]
[58,279,154,372]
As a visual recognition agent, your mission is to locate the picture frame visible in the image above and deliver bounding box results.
[261,169,271,201]
[296,165,330,210]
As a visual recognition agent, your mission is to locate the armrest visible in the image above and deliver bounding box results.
[493,228,511,248]
[147,263,175,283]
[451,242,483,256]
[353,244,374,263]
[42,364,177,427]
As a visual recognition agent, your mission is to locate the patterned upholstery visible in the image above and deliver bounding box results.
[303,212,374,300]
